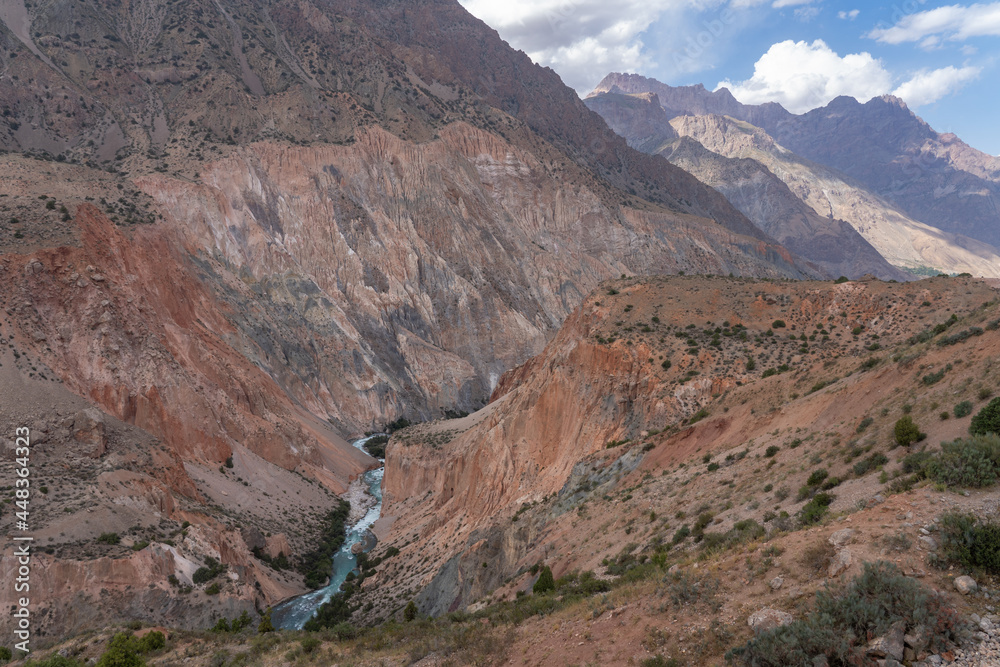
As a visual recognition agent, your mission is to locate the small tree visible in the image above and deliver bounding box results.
[258,609,274,634]
[894,416,920,447]
[403,600,418,622]
[970,397,1000,436]
[95,633,144,667]
[533,565,555,594]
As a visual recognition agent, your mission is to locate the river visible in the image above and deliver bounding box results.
[270,435,384,629]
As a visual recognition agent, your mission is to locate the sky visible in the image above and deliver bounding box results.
[457,0,1000,155]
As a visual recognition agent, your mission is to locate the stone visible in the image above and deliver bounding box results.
[769,576,784,590]
[240,526,266,552]
[72,408,107,458]
[748,608,794,633]
[828,547,852,577]
[350,541,365,555]
[868,620,905,661]
[919,535,938,551]
[829,528,855,548]
[954,575,978,594]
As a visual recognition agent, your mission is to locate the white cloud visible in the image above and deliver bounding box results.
[458,0,687,92]
[891,65,982,106]
[838,9,860,20]
[718,40,981,112]
[717,40,893,112]
[772,0,812,7]
[868,2,1000,44]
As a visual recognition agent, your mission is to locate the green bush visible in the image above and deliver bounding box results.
[894,416,921,447]
[764,445,779,458]
[835,276,849,284]
[95,633,145,667]
[97,532,120,545]
[853,452,888,477]
[970,397,1000,436]
[925,434,1000,488]
[533,566,555,594]
[955,400,973,418]
[726,562,962,667]
[300,637,321,654]
[205,582,221,595]
[806,469,828,486]
[772,320,786,328]
[800,493,834,526]
[193,557,225,584]
[0,647,12,662]
[856,417,873,433]
[937,512,1000,574]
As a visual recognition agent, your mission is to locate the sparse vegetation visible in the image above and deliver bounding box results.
[727,562,963,666]
[970,397,1000,436]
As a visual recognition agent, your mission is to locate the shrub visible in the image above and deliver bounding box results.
[0,647,11,662]
[937,512,1000,573]
[193,557,225,584]
[706,462,720,472]
[800,493,834,525]
[257,610,275,633]
[894,416,921,447]
[205,582,221,595]
[772,320,786,328]
[95,633,145,667]
[97,532,120,545]
[136,632,164,653]
[970,397,1000,436]
[688,408,710,424]
[661,359,671,370]
[726,562,962,667]
[925,434,1000,488]
[764,445,779,458]
[671,525,691,545]
[300,637,321,654]
[224,456,233,468]
[745,356,756,371]
[806,469,828,486]
[533,566,555,594]
[853,452,888,477]
[835,276,849,283]
[773,486,790,502]
[955,400,973,418]
[856,416,873,433]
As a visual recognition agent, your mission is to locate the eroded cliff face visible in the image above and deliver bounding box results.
[369,275,1000,617]
[136,122,810,431]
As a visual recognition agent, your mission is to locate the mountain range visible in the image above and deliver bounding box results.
[1,0,999,661]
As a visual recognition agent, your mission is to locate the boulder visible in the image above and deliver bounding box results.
[828,528,855,548]
[954,575,978,595]
[241,526,266,552]
[769,576,784,590]
[72,408,107,457]
[867,620,905,660]
[828,547,852,577]
[919,535,938,551]
[748,608,794,633]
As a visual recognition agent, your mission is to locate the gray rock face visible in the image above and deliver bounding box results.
[829,528,855,548]
[868,620,906,660]
[748,608,794,633]
[72,408,107,458]
[955,575,978,594]
[828,547,852,577]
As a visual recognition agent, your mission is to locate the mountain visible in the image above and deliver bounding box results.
[585,82,1000,278]
[364,273,1000,629]
[583,92,911,280]
[0,0,818,636]
[592,73,1000,249]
